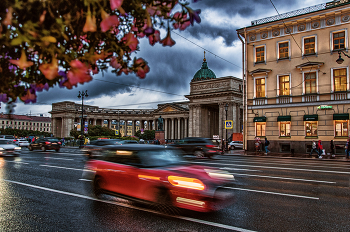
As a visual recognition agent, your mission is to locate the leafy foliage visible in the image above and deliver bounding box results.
[0,128,51,138]
[0,0,201,109]
[135,129,155,140]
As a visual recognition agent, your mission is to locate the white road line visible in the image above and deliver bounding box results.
[43,157,74,161]
[5,160,29,164]
[191,161,350,174]
[79,179,92,181]
[223,171,336,184]
[40,164,83,171]
[3,179,255,232]
[224,187,319,200]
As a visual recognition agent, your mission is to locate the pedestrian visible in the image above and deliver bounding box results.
[345,139,350,160]
[309,140,317,156]
[330,140,335,158]
[264,137,270,154]
[317,140,323,158]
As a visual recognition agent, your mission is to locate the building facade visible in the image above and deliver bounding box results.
[237,0,350,154]
[50,57,243,140]
[0,114,52,132]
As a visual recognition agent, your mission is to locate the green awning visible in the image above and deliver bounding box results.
[333,113,349,120]
[303,115,318,121]
[253,116,266,122]
[277,115,291,122]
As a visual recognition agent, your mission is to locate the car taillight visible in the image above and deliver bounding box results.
[205,144,215,148]
[58,142,61,145]
[168,176,205,190]
[45,142,51,145]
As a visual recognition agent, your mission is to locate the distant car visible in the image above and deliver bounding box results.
[82,144,235,212]
[0,135,15,140]
[82,139,123,158]
[15,139,30,147]
[169,137,221,158]
[229,141,243,150]
[0,139,21,156]
[29,138,61,152]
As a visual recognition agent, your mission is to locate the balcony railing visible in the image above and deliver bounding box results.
[333,92,348,100]
[254,98,266,106]
[278,97,291,104]
[251,0,349,26]
[303,94,318,102]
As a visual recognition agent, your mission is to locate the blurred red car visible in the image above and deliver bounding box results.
[82,144,235,212]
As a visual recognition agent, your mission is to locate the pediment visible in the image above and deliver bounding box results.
[161,106,178,112]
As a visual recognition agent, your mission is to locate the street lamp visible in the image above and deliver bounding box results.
[336,50,350,64]
[77,90,88,148]
[224,103,228,151]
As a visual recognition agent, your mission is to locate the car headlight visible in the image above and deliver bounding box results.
[205,169,234,180]
[14,147,21,150]
[0,148,4,150]
[168,176,205,190]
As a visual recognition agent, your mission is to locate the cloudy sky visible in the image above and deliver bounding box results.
[1,0,323,116]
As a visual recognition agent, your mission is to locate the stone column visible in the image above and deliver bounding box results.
[219,103,225,141]
[93,119,96,125]
[171,118,174,140]
[164,118,168,139]
[188,105,193,137]
[52,118,57,137]
[184,118,188,138]
[231,103,237,133]
[177,118,181,139]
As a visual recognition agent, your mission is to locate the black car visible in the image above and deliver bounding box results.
[29,138,61,152]
[169,137,221,158]
[82,139,123,158]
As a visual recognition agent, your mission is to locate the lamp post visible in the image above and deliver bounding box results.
[224,103,228,151]
[336,50,350,64]
[77,90,88,148]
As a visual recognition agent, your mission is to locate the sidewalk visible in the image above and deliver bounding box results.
[225,149,350,162]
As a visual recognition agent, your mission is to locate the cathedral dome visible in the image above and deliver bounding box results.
[192,53,216,82]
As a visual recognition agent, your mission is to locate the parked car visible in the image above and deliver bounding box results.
[0,139,21,156]
[169,137,221,158]
[15,139,30,147]
[28,138,61,152]
[82,139,122,158]
[229,141,243,150]
[82,144,235,212]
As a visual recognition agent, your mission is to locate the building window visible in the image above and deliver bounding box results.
[335,121,348,137]
[279,75,290,96]
[333,31,345,50]
[280,122,291,137]
[334,68,347,92]
[279,42,289,59]
[256,78,265,98]
[305,122,317,137]
[304,37,315,55]
[305,72,317,94]
[256,46,265,63]
[256,122,266,137]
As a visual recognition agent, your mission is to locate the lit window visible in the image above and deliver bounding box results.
[334,68,347,92]
[256,122,266,137]
[333,31,345,50]
[305,72,316,94]
[335,121,348,137]
[256,46,265,63]
[279,75,290,96]
[280,122,291,137]
[279,42,289,59]
[305,122,317,137]
[304,37,315,55]
[256,78,265,98]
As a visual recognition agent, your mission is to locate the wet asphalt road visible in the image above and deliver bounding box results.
[0,148,349,232]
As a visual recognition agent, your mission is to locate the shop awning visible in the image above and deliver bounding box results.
[333,113,349,120]
[303,115,318,121]
[253,116,266,122]
[277,115,291,122]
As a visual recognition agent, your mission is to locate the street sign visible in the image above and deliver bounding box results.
[77,123,81,131]
[213,135,219,139]
[85,121,88,127]
[115,130,119,135]
[84,127,88,134]
[225,120,233,129]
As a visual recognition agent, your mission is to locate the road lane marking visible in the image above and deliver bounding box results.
[40,164,83,171]
[223,187,319,200]
[190,161,350,174]
[43,157,74,161]
[5,160,29,164]
[222,170,336,184]
[2,179,255,232]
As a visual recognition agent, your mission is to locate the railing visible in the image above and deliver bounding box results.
[333,92,348,100]
[251,0,349,26]
[254,99,266,105]
[303,94,318,102]
[278,97,290,104]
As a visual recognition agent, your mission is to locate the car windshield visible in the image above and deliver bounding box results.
[0,140,11,144]
[138,149,184,167]
[47,138,59,142]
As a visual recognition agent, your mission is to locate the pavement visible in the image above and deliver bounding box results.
[225,149,350,162]
[58,146,350,162]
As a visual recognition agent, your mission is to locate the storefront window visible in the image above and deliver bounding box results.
[335,120,348,137]
[280,122,291,137]
[305,122,317,137]
[256,122,266,137]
